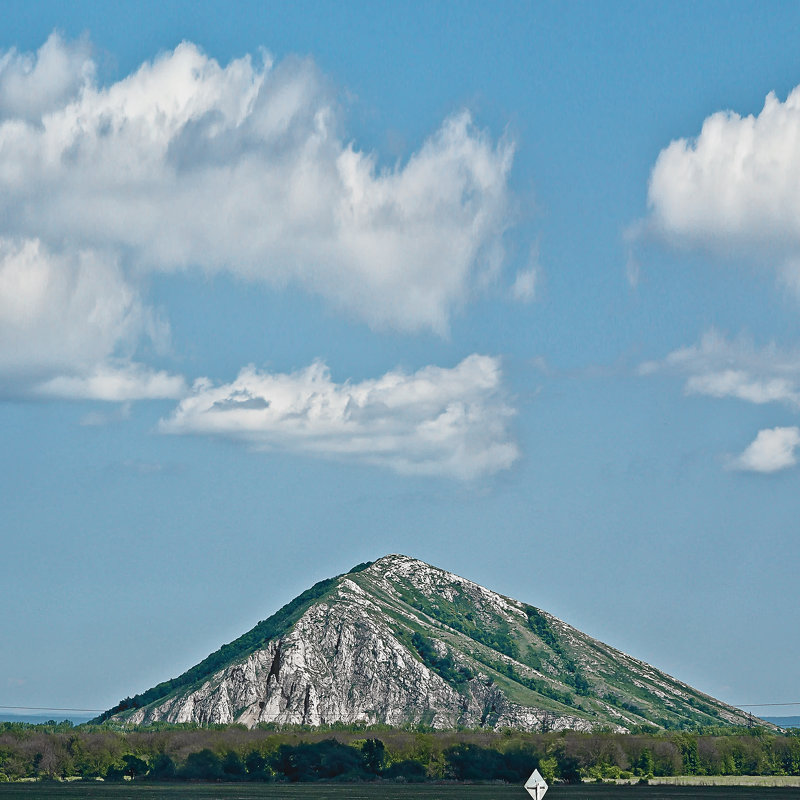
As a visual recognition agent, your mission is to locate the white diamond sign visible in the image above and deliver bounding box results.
[524,768,548,799]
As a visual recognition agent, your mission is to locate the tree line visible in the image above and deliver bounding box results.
[1,721,799,783]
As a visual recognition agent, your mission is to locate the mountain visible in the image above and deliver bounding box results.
[100,554,756,731]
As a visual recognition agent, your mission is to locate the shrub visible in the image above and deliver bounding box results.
[270,739,368,782]
[147,753,176,781]
[179,749,223,781]
[383,759,427,782]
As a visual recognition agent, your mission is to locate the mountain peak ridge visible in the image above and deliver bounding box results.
[102,553,760,732]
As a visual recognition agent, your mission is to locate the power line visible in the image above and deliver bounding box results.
[734,702,800,708]
[0,705,104,713]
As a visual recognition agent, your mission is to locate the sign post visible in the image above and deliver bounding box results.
[524,768,548,799]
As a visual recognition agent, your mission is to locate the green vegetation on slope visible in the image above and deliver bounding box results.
[370,574,589,712]
[410,631,473,687]
[523,606,590,696]
[388,581,519,658]
[380,570,741,728]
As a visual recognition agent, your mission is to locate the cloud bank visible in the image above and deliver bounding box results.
[0,34,514,334]
[647,84,800,288]
[0,34,521,476]
[160,355,518,479]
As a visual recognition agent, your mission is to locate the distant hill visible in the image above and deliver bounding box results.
[0,712,93,725]
[765,716,800,729]
[100,554,761,731]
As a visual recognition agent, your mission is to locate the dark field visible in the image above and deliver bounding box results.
[1,785,800,800]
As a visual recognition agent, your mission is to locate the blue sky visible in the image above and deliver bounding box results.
[2,1,799,721]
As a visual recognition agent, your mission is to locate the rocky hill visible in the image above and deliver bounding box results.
[100,554,756,731]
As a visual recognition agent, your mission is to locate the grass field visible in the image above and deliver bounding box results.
[651,777,800,787]
[1,784,800,799]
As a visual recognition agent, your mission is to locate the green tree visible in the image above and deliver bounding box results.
[270,740,366,782]
[222,751,246,781]
[245,750,270,781]
[123,754,148,780]
[179,749,223,781]
[634,748,654,776]
[383,758,427,781]
[147,753,176,781]
[361,738,386,774]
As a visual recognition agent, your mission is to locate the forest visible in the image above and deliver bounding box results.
[1,722,799,784]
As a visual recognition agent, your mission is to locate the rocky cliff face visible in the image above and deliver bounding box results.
[110,555,755,731]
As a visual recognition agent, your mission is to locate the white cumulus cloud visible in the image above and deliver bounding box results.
[0,34,514,334]
[642,331,800,476]
[0,237,184,400]
[731,426,800,473]
[640,329,800,408]
[159,355,518,479]
[0,32,94,121]
[647,85,800,287]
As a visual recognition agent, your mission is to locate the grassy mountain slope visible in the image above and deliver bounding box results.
[346,556,752,729]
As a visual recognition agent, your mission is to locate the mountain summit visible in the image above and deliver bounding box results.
[101,555,752,731]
